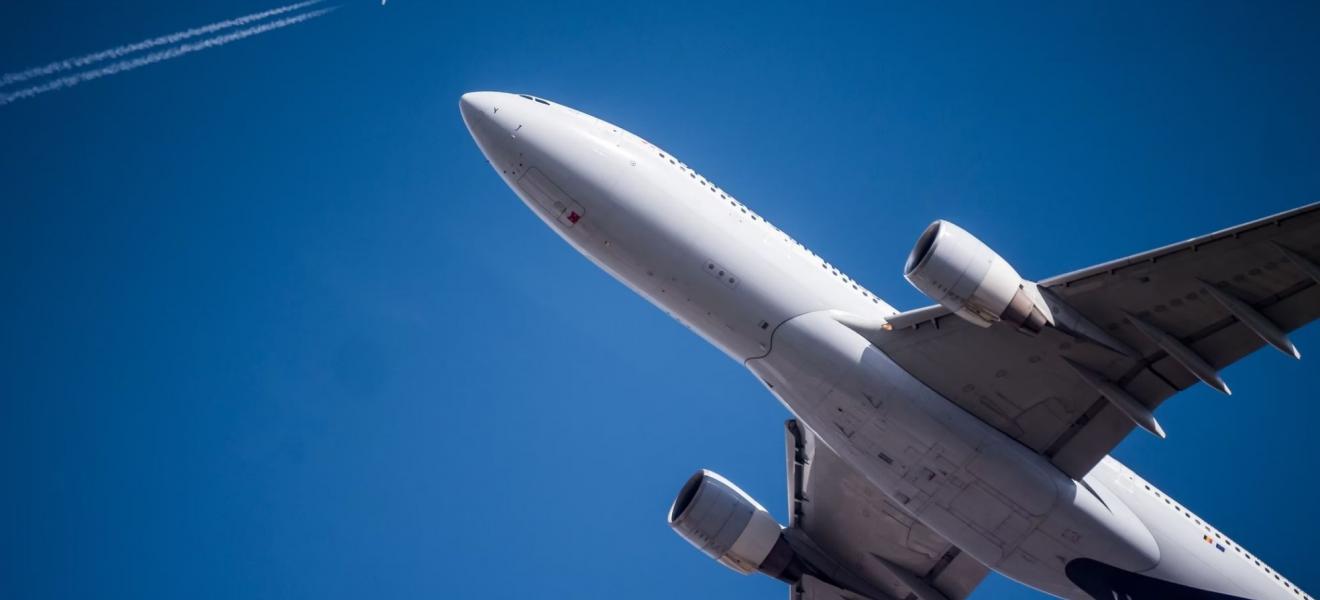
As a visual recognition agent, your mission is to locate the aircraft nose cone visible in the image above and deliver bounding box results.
[459,91,495,128]
[459,91,512,158]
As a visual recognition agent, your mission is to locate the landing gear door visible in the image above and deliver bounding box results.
[517,168,585,227]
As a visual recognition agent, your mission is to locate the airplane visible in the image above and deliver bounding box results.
[459,90,1319,600]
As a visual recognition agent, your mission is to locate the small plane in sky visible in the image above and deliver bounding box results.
[461,91,1318,600]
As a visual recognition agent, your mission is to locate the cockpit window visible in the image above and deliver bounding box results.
[516,94,552,105]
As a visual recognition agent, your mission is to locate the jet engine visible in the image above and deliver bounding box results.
[667,470,802,581]
[904,220,1051,333]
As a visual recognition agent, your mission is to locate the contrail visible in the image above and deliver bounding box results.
[0,8,335,107]
[0,0,324,89]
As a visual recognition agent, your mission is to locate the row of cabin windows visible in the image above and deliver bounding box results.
[1137,478,1309,598]
[654,149,881,305]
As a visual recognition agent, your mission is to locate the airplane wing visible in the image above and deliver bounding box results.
[785,420,989,600]
[861,202,1320,479]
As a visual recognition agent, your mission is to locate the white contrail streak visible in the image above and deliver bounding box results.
[0,8,335,107]
[0,0,324,89]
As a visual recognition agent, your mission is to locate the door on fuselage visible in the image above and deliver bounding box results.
[517,167,586,228]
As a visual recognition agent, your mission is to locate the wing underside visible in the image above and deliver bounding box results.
[868,203,1320,478]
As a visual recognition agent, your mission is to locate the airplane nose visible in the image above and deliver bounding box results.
[459,91,494,129]
[459,91,512,158]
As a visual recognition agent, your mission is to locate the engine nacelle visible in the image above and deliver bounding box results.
[904,220,1051,332]
[668,470,797,579]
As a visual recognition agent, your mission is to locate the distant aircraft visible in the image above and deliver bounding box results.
[460,91,1319,600]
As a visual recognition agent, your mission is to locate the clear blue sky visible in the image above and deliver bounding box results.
[2,2,1318,598]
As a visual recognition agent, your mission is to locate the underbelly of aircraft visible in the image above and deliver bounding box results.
[747,311,1167,599]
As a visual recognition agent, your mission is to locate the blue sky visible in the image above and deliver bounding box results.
[1,2,1318,598]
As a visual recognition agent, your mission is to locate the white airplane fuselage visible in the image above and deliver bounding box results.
[460,91,1305,600]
